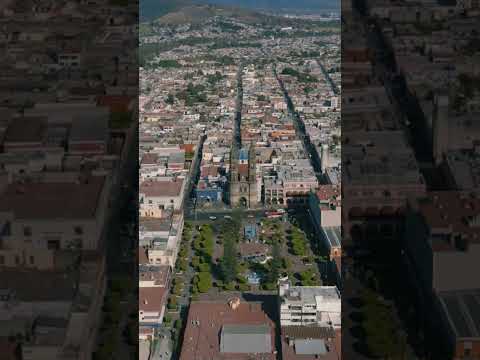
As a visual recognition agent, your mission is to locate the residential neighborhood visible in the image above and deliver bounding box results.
[139,2,342,360]
[0,0,138,359]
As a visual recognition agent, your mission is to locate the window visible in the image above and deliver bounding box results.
[464,341,472,355]
[24,226,32,236]
[47,240,60,250]
[74,226,83,235]
[74,239,83,249]
[29,256,34,265]
[0,255,4,265]
[14,255,20,265]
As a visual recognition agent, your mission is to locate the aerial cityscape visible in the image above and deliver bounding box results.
[0,1,138,360]
[139,1,341,359]
[343,0,480,359]
[0,0,478,359]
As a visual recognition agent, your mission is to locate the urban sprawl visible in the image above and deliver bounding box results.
[139,6,342,360]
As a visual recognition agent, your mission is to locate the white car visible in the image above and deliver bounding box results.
[209,216,217,220]
[224,215,232,219]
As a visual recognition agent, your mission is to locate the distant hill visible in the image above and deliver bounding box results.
[140,0,192,21]
[140,0,338,22]
[206,0,339,11]
[153,4,275,25]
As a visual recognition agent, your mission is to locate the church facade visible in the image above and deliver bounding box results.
[229,144,258,208]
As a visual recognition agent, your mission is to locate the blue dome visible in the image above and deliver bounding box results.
[239,148,249,161]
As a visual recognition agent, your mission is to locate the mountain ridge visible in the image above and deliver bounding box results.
[204,0,339,11]
[153,4,270,25]
[140,0,338,22]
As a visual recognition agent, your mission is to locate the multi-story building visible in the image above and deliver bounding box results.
[229,144,258,208]
[0,174,110,269]
[180,296,276,360]
[279,282,341,329]
[139,177,186,212]
[139,265,171,327]
[139,211,184,268]
[278,282,341,360]
[308,188,342,258]
[405,191,480,359]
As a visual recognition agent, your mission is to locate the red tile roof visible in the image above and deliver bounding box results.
[140,179,183,197]
[200,165,220,177]
[97,95,133,113]
[141,153,159,165]
[0,176,105,220]
[180,143,195,154]
[418,192,480,249]
[139,286,167,313]
[316,185,341,202]
[238,243,270,257]
[180,300,276,360]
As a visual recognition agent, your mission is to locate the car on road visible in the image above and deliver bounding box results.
[247,214,254,218]
[223,215,232,219]
[266,211,282,219]
[209,216,217,220]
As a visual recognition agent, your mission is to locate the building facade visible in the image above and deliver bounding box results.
[229,144,258,208]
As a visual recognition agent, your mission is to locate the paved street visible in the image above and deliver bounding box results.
[274,66,323,179]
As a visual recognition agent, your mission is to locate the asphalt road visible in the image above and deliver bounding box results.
[186,208,267,222]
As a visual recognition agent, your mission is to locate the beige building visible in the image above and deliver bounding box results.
[0,175,110,270]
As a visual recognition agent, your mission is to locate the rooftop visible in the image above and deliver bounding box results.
[3,116,46,143]
[180,298,276,360]
[417,191,480,244]
[140,178,184,197]
[281,285,341,304]
[0,175,105,220]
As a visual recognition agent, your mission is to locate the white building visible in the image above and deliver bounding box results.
[139,212,184,268]
[139,177,186,212]
[279,283,341,329]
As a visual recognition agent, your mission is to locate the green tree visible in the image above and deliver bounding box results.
[165,93,175,105]
[174,319,182,333]
[167,297,177,310]
[177,258,187,272]
[299,269,317,286]
[268,241,282,285]
[196,272,212,293]
[221,234,238,284]
[198,263,210,273]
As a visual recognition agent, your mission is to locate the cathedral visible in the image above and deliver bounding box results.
[229,143,258,208]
